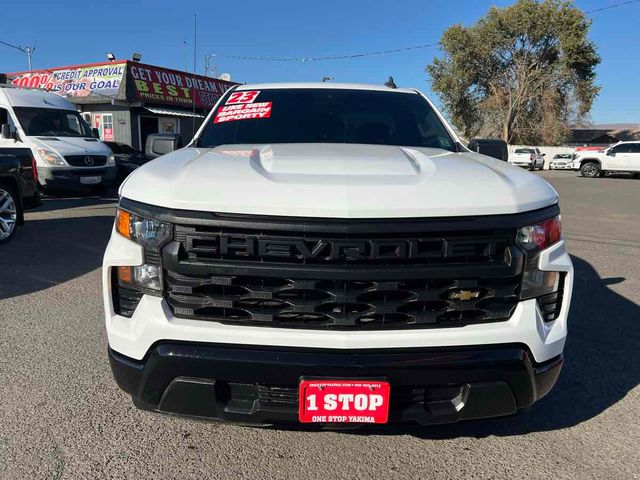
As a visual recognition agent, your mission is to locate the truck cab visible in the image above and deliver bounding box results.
[0,84,116,191]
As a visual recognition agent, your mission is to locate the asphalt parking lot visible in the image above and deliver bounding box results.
[0,170,638,479]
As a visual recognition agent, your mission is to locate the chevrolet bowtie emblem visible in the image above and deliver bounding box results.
[449,290,481,301]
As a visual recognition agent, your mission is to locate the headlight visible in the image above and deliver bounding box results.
[516,216,562,300]
[37,148,65,165]
[115,207,171,295]
[108,153,116,164]
[117,264,163,292]
[115,208,171,248]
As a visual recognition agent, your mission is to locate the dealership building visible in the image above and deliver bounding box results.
[8,60,237,150]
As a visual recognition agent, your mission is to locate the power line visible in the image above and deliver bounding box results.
[585,0,640,13]
[210,0,640,63]
[213,42,440,63]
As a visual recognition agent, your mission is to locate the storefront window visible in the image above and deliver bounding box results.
[159,117,178,134]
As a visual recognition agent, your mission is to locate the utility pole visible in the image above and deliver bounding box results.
[0,40,35,69]
[183,41,188,71]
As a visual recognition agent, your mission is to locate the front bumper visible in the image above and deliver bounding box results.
[38,165,117,189]
[549,164,573,170]
[109,342,563,426]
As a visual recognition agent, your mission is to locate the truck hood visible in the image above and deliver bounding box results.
[121,144,558,218]
[31,136,112,157]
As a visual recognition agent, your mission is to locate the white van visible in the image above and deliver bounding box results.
[0,85,116,190]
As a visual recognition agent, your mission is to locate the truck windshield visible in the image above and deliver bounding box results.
[197,88,457,151]
[13,107,94,138]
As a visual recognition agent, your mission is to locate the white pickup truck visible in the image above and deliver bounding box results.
[573,141,640,178]
[508,147,545,171]
[103,82,572,427]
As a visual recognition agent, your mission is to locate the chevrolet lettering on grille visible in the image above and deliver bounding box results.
[183,232,505,263]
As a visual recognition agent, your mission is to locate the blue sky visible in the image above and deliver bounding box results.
[2,0,638,123]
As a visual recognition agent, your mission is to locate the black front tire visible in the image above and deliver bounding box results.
[580,162,601,178]
[0,183,20,244]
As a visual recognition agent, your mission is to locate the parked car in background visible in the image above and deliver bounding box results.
[508,147,545,170]
[0,147,40,243]
[549,153,574,170]
[573,141,640,178]
[0,84,116,192]
[104,141,149,183]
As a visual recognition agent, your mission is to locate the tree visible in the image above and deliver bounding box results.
[426,0,600,145]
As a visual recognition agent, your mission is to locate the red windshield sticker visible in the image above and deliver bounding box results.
[214,102,272,123]
[226,90,260,104]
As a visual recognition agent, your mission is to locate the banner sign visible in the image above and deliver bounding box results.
[130,63,235,109]
[9,62,126,100]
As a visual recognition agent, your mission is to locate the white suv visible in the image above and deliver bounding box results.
[102,83,573,427]
[575,141,640,178]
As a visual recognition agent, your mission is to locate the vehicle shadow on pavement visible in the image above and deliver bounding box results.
[363,255,640,438]
[0,215,113,300]
[34,191,119,214]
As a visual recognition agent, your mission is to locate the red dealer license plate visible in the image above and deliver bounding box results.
[298,380,390,424]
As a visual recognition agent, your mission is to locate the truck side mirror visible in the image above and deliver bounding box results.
[1,123,12,139]
[92,127,100,139]
[607,150,615,156]
[468,138,508,161]
[145,133,184,159]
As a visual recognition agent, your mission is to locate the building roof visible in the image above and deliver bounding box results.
[570,123,640,144]
[573,123,640,131]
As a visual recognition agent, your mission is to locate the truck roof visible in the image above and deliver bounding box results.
[234,82,418,94]
[0,85,74,110]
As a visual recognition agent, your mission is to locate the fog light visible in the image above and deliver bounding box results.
[117,264,162,294]
[521,269,560,300]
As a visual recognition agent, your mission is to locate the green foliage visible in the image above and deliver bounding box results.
[426,0,600,145]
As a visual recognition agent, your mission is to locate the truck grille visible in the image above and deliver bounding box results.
[64,155,107,167]
[159,215,524,330]
[165,272,520,329]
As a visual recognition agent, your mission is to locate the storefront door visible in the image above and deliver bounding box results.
[139,116,159,151]
[92,113,114,141]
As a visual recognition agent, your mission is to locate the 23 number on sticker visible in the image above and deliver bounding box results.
[227,90,260,104]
